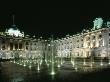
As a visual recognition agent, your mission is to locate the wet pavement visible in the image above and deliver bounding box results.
[0,61,110,82]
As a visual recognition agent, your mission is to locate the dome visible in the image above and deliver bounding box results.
[5,26,24,37]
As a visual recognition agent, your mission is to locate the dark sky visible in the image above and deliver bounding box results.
[0,1,110,39]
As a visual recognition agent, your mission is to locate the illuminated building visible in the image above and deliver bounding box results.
[0,17,110,61]
[0,24,45,60]
[55,18,110,60]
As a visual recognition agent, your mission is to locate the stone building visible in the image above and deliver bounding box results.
[1,17,110,61]
[0,25,44,60]
[55,18,110,60]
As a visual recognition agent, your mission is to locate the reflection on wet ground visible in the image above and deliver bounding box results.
[0,61,110,82]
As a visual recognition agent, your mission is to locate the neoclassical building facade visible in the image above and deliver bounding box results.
[55,18,110,59]
[0,25,45,59]
[0,17,110,60]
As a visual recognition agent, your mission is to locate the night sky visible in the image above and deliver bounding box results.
[0,1,110,39]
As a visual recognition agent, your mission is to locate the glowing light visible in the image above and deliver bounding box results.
[6,28,24,37]
[57,64,61,68]
[75,67,78,72]
[29,65,32,69]
[71,61,75,67]
[100,59,103,66]
[37,64,40,71]
[50,71,55,75]
[23,63,26,67]
[14,60,16,63]
[100,63,103,66]
[83,58,86,65]
[20,63,22,65]
[90,63,93,67]
[47,63,49,67]
[40,60,42,65]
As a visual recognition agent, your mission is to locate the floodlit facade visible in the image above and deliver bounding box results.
[0,17,110,60]
[55,18,110,59]
[0,25,45,59]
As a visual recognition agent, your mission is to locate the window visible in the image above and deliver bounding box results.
[2,45,5,50]
[81,39,83,41]
[109,39,110,44]
[19,44,22,49]
[86,37,90,41]
[77,45,79,48]
[99,35,102,39]
[109,33,110,36]
[87,42,90,46]
[26,42,28,45]
[81,44,83,47]
[86,51,89,57]
[10,43,13,50]
[26,46,28,50]
[98,54,100,56]
[70,45,72,49]
[93,42,95,47]
[99,40,102,47]
[15,44,18,50]
[2,40,5,44]
[92,36,95,40]
[77,53,79,56]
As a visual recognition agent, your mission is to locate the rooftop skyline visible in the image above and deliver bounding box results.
[0,1,110,39]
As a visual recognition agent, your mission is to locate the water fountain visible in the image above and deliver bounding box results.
[90,56,93,68]
[37,57,41,71]
[71,60,75,67]
[109,59,110,65]
[100,58,103,66]
[28,59,32,69]
[57,57,61,68]
[23,60,26,67]
[108,55,110,65]
[83,58,86,66]
[50,36,55,75]
[71,54,75,67]
[37,62,40,71]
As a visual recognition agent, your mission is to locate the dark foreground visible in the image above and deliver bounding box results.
[0,61,110,82]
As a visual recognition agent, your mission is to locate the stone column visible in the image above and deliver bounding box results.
[0,39,2,50]
[8,41,10,50]
[18,41,19,50]
[96,33,99,47]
